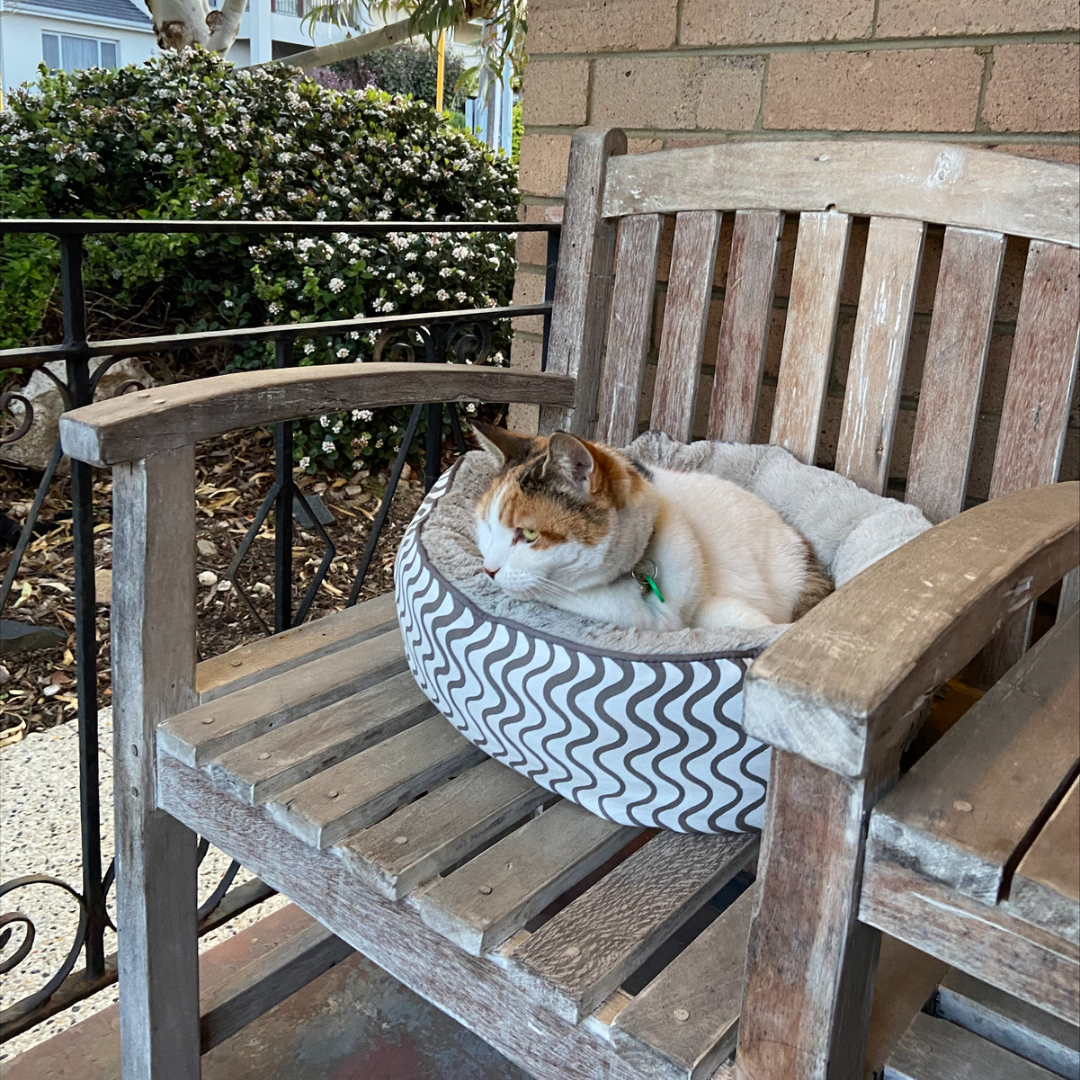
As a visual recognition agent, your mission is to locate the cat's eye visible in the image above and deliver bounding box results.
[520,527,539,543]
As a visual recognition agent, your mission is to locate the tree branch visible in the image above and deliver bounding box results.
[251,17,423,71]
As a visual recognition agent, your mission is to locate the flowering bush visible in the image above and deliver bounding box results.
[0,48,518,472]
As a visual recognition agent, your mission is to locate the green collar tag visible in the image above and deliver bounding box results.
[632,558,665,604]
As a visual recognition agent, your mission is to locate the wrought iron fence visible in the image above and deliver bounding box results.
[0,216,559,1041]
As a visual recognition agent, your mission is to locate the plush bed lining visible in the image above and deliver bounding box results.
[419,431,932,657]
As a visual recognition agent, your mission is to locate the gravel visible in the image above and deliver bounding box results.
[0,708,287,1062]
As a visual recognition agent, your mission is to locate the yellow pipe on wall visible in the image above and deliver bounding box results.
[435,29,445,113]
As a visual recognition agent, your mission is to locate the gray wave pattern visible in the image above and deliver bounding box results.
[394,470,770,834]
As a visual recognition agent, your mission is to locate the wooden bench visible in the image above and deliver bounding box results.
[60,131,1079,1080]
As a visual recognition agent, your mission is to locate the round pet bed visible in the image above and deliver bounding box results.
[395,431,929,833]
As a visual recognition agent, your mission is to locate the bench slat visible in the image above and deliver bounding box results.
[160,629,408,766]
[769,211,851,464]
[905,227,1005,524]
[339,758,552,900]
[835,216,925,494]
[707,210,784,443]
[935,970,1080,1078]
[196,593,399,703]
[651,211,722,442]
[1009,776,1080,946]
[206,670,437,805]
[597,213,663,447]
[414,801,637,955]
[868,607,1080,906]
[510,831,757,1023]
[610,887,755,1080]
[266,717,485,849]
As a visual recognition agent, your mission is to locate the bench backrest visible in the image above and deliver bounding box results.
[541,130,1079,531]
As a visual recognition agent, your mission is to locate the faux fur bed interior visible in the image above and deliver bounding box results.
[416,431,932,657]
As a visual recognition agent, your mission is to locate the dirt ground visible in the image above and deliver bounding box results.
[1,431,429,739]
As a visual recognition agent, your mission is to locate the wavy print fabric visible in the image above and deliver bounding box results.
[395,466,770,833]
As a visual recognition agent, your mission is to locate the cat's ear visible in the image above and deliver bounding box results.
[546,432,597,494]
[472,422,540,467]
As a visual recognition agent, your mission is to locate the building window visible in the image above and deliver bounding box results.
[42,33,120,73]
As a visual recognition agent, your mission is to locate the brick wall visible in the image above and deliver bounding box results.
[511,0,1079,491]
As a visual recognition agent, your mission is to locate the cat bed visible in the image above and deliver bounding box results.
[395,431,930,833]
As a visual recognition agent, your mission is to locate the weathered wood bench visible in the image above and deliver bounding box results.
[60,131,1079,1080]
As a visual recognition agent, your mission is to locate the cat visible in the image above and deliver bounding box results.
[472,423,833,633]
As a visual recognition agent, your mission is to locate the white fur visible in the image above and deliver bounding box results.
[477,455,815,633]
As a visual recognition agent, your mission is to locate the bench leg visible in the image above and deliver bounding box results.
[113,447,201,1080]
[736,751,894,1080]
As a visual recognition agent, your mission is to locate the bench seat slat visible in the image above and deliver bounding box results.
[414,801,638,956]
[196,592,399,703]
[266,716,485,849]
[206,671,437,805]
[867,607,1080,906]
[339,758,553,900]
[159,629,408,766]
[509,830,757,1023]
[610,888,755,1080]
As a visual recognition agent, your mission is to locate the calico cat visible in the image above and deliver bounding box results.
[473,423,833,632]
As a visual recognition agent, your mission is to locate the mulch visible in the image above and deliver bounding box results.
[1,431,428,740]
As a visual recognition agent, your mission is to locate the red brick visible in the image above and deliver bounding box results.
[876,0,1078,37]
[764,49,983,132]
[511,270,548,335]
[982,44,1080,133]
[529,0,676,55]
[522,59,590,127]
[516,203,555,267]
[592,56,763,130]
[518,134,572,197]
[681,0,873,47]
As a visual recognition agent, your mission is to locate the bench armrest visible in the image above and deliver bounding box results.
[59,362,575,466]
[742,482,1079,779]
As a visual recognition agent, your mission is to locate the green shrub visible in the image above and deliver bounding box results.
[0,48,519,472]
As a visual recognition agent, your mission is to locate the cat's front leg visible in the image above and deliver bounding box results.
[548,578,684,632]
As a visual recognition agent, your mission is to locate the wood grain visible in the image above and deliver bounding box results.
[1009,776,1080,946]
[736,751,888,1080]
[339,758,552,900]
[934,970,1080,1079]
[651,211,723,442]
[199,920,353,1053]
[602,141,1080,248]
[157,754,654,1080]
[860,860,1079,1027]
[610,887,755,1080]
[206,670,438,805]
[990,241,1080,499]
[741,482,1079,778]
[867,607,1079,906]
[195,593,398,703]
[414,801,636,955]
[510,830,757,1023]
[596,213,663,446]
[266,716,485,849]
[159,629,408,767]
[834,217,925,494]
[769,211,851,464]
[539,127,627,438]
[884,1011,1057,1080]
[60,363,577,466]
[111,446,201,1080]
[905,228,1005,524]
[706,210,784,443]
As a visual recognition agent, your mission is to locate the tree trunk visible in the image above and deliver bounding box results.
[145,0,247,54]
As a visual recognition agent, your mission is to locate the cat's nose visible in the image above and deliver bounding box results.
[484,567,497,579]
